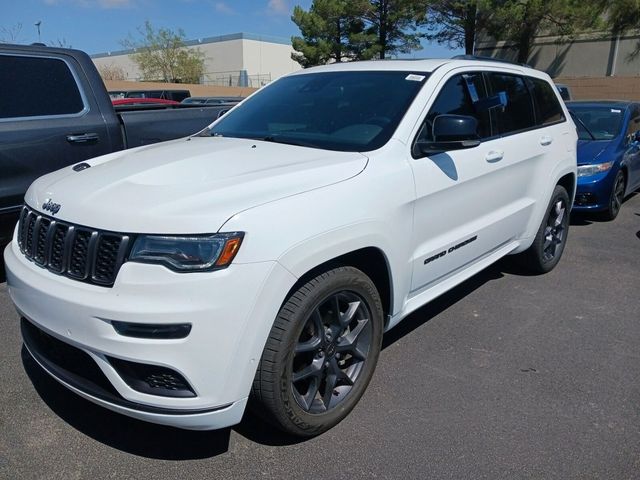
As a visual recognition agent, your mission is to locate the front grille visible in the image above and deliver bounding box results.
[17,205,131,287]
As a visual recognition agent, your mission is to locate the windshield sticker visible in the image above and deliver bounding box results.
[611,109,622,113]
[405,74,426,82]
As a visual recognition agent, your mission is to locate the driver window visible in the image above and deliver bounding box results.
[625,106,640,144]
[417,73,491,142]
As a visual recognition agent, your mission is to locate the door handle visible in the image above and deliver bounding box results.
[485,150,504,163]
[66,133,99,144]
[540,135,553,146]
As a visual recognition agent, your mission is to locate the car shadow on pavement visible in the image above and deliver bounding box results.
[382,261,505,350]
[22,348,232,460]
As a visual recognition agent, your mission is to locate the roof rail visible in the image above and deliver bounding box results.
[451,54,531,68]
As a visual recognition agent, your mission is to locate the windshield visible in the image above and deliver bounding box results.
[569,106,625,140]
[207,71,428,152]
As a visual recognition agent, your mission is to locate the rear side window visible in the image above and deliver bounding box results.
[527,77,565,126]
[418,72,491,142]
[488,73,535,134]
[0,55,85,119]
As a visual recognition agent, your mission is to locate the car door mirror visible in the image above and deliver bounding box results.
[414,114,481,156]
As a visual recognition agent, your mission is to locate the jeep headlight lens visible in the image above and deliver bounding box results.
[577,161,614,177]
[129,233,243,272]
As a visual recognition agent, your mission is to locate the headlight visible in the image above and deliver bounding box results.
[577,161,614,177]
[129,232,244,272]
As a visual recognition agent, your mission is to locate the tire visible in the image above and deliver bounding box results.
[600,170,626,221]
[251,266,384,437]
[519,185,570,274]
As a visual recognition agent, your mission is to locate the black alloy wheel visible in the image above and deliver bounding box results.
[251,266,383,437]
[291,291,372,413]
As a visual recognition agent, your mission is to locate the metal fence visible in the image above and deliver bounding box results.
[201,70,272,88]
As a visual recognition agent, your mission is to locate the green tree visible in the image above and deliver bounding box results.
[425,0,492,54]
[607,0,640,34]
[122,21,205,83]
[365,0,429,59]
[487,0,606,64]
[291,0,377,67]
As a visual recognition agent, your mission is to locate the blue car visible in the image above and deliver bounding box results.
[567,100,640,220]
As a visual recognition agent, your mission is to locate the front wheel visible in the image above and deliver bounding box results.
[600,170,626,221]
[518,185,570,274]
[251,266,384,437]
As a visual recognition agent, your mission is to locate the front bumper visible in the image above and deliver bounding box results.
[573,166,617,211]
[5,237,296,430]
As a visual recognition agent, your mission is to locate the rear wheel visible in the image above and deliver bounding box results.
[251,266,383,437]
[601,170,626,221]
[518,185,570,274]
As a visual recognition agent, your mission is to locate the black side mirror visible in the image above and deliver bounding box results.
[414,114,481,157]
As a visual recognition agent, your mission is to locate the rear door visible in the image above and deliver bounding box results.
[0,51,114,213]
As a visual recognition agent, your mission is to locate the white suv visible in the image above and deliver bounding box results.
[4,58,577,437]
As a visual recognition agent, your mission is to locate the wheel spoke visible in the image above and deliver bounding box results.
[321,372,338,410]
[295,335,322,354]
[339,301,361,328]
[292,357,323,382]
[296,376,321,411]
[553,202,565,227]
[337,318,369,353]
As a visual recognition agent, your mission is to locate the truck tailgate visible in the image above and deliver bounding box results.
[118,106,226,147]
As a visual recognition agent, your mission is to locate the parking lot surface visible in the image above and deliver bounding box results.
[0,195,639,480]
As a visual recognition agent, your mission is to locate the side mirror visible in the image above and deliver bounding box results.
[414,114,480,156]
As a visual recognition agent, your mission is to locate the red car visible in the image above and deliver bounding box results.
[111,98,180,106]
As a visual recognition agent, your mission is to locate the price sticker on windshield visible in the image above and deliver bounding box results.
[405,74,426,82]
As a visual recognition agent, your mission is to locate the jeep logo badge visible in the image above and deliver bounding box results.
[42,199,61,215]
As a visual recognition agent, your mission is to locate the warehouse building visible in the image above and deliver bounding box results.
[91,32,301,87]
[475,31,640,78]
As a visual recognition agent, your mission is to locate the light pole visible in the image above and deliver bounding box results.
[34,21,41,43]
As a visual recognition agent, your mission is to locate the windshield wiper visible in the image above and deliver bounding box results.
[569,111,596,141]
[258,134,318,149]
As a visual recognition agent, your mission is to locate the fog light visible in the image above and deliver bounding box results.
[112,321,191,339]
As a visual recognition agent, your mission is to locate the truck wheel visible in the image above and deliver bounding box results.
[519,185,570,274]
[251,266,384,437]
[600,170,626,221]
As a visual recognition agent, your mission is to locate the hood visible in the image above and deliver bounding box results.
[25,137,368,233]
[576,140,613,166]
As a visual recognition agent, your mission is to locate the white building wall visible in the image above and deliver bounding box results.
[91,33,301,86]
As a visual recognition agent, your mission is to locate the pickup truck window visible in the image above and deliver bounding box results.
[209,71,428,152]
[0,55,85,119]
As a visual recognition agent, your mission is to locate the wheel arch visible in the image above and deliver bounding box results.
[557,172,576,207]
[280,246,394,327]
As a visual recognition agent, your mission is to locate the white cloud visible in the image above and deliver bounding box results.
[214,1,234,14]
[267,0,289,15]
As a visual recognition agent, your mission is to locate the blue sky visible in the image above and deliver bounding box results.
[3,0,461,57]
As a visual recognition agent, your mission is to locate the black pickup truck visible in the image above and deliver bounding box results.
[0,43,233,245]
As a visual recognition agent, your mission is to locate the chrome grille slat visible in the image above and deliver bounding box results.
[17,205,130,287]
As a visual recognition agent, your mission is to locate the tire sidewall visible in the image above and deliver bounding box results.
[533,185,570,272]
[275,268,384,435]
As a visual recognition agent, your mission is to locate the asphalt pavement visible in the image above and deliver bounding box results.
[1,195,639,479]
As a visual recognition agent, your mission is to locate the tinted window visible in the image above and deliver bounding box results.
[418,72,491,142]
[0,55,84,119]
[569,105,625,141]
[210,71,427,152]
[488,73,535,134]
[528,77,565,126]
[625,105,640,142]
